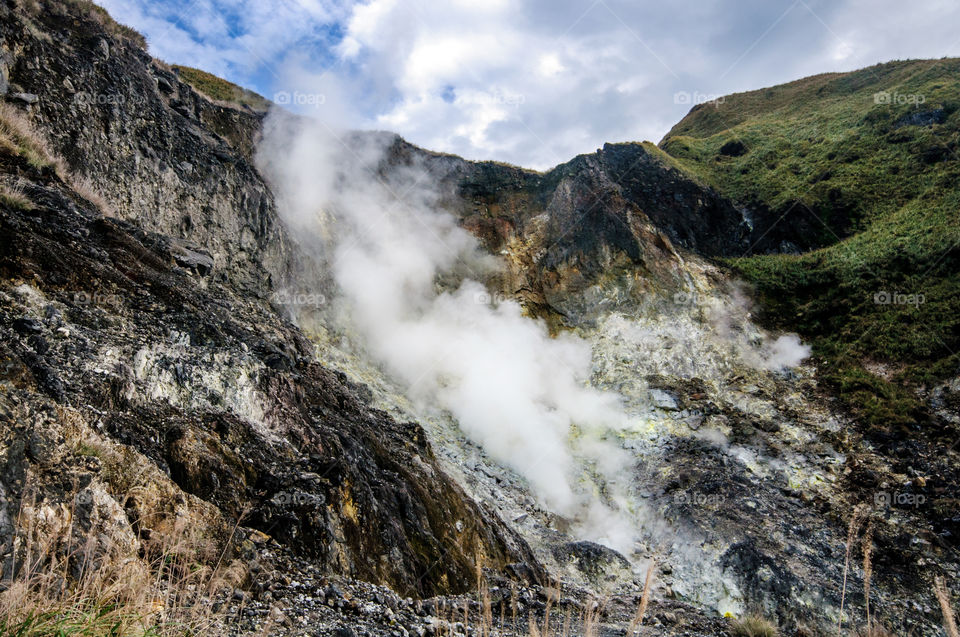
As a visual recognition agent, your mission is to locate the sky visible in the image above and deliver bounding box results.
[98,0,960,170]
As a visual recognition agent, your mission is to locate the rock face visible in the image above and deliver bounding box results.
[1,3,959,637]
[0,0,289,295]
[378,137,753,327]
[0,0,538,601]
[0,151,539,597]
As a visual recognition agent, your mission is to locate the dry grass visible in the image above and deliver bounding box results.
[0,102,59,170]
[0,182,33,211]
[862,521,875,633]
[67,172,117,217]
[0,485,244,636]
[730,614,779,637]
[17,0,146,48]
[838,504,869,634]
[0,103,116,215]
[0,407,243,635]
[936,577,959,637]
[627,557,656,635]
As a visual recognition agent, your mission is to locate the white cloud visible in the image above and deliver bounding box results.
[99,0,960,169]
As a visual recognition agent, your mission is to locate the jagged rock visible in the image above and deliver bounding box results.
[551,541,631,583]
[8,91,37,105]
[0,0,540,601]
[171,244,214,276]
[0,3,957,636]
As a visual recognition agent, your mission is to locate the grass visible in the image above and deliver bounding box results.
[66,172,117,217]
[730,614,779,637]
[172,66,272,111]
[0,408,246,635]
[0,488,243,636]
[0,103,58,171]
[0,183,33,211]
[17,0,147,49]
[0,102,116,216]
[660,58,960,430]
[936,577,960,637]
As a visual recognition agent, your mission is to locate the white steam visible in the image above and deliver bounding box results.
[256,113,636,551]
[760,334,811,371]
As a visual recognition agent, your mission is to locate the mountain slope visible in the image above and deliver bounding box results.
[661,59,960,430]
[0,0,540,610]
[2,2,960,635]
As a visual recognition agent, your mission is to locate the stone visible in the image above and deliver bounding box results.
[9,92,38,105]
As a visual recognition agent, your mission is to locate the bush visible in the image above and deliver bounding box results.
[730,614,779,637]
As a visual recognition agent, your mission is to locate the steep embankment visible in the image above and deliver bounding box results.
[377,136,753,330]
[2,2,960,635]
[660,59,960,432]
[0,0,539,621]
[267,119,960,634]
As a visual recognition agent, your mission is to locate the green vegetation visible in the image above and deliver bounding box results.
[0,184,33,211]
[661,59,960,430]
[0,605,143,636]
[173,66,272,111]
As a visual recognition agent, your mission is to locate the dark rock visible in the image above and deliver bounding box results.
[551,541,630,581]
[719,139,747,156]
[12,317,42,334]
[172,245,214,276]
[8,91,38,105]
[894,108,946,128]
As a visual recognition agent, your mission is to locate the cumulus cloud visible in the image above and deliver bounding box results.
[104,0,960,168]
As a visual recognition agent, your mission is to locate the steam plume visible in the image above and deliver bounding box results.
[256,113,636,550]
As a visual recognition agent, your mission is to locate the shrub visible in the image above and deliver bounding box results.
[730,614,779,637]
[0,183,33,211]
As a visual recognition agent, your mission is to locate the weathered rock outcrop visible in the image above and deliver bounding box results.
[374,136,752,328]
[0,0,539,601]
[2,3,959,635]
[0,0,288,294]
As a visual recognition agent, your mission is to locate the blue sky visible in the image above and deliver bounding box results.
[99,0,960,169]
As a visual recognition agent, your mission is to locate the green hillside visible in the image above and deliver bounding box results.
[661,59,960,432]
[172,65,272,111]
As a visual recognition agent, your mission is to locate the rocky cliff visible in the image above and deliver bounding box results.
[0,2,958,636]
[0,0,539,610]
